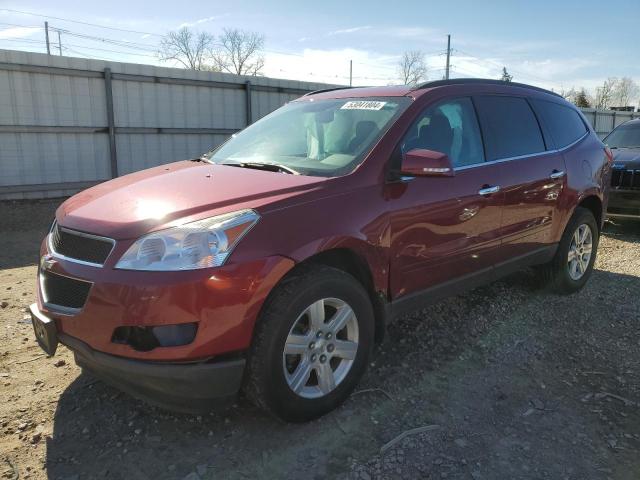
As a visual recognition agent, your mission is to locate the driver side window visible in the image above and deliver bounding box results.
[401,97,485,168]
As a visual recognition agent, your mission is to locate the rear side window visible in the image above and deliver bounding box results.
[532,99,587,148]
[474,96,545,160]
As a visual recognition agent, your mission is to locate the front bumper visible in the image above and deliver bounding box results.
[63,332,246,413]
[607,189,640,219]
[31,302,246,412]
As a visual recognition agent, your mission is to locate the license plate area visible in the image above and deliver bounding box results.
[29,303,58,356]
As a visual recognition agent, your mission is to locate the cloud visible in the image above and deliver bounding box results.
[262,47,400,86]
[383,26,440,39]
[446,52,599,92]
[327,26,372,36]
[177,15,226,29]
[0,26,39,40]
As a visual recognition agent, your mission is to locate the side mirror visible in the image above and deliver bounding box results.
[400,149,454,177]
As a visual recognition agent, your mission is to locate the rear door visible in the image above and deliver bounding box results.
[388,97,504,299]
[473,95,566,260]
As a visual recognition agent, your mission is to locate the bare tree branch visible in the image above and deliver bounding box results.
[211,28,265,75]
[397,51,427,86]
[159,27,215,71]
[560,87,577,103]
[612,77,639,108]
[594,78,617,110]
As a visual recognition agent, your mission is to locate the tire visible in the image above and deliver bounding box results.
[535,207,599,294]
[244,265,375,422]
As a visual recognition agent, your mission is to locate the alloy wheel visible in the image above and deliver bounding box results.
[282,297,359,399]
[567,223,593,281]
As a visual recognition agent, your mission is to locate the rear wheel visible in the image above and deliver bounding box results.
[535,207,599,294]
[244,265,374,422]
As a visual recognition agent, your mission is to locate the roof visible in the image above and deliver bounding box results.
[304,78,562,100]
[304,85,413,99]
[414,78,562,97]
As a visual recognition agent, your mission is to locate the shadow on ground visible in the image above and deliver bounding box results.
[44,256,640,479]
[0,199,62,270]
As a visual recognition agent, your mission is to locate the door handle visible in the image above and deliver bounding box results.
[549,170,566,179]
[478,185,501,196]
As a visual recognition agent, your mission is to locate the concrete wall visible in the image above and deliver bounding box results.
[1,49,638,200]
[0,49,334,199]
[580,108,639,139]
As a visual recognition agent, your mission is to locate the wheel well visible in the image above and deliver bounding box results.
[578,196,603,230]
[298,249,387,343]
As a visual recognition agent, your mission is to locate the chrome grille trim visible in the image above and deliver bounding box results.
[48,221,116,268]
[39,269,93,315]
[611,168,640,190]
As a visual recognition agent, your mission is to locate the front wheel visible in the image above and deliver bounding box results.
[244,265,374,422]
[535,207,599,294]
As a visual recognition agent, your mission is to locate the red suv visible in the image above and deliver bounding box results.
[30,79,611,422]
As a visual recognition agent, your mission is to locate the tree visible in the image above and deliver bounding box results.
[159,27,215,71]
[560,87,577,103]
[211,28,265,75]
[611,77,639,108]
[594,78,617,110]
[397,50,427,86]
[574,88,591,108]
[500,67,513,82]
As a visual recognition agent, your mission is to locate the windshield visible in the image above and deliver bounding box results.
[604,123,640,149]
[205,97,410,177]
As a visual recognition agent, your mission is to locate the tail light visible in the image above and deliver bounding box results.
[604,147,614,164]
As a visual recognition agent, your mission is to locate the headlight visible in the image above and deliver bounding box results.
[115,209,259,271]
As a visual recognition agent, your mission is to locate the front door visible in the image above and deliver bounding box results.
[388,97,504,300]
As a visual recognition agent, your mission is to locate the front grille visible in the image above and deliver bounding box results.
[40,270,92,310]
[612,168,640,189]
[50,223,114,265]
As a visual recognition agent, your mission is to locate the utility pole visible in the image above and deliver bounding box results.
[44,21,51,55]
[57,30,62,56]
[445,34,451,80]
[349,60,353,87]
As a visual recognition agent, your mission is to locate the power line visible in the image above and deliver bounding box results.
[0,37,46,44]
[61,43,158,58]
[54,28,158,51]
[0,21,42,29]
[0,8,163,37]
[452,47,562,87]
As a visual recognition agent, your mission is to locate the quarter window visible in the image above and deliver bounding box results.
[532,99,587,148]
[474,96,545,160]
[401,97,485,168]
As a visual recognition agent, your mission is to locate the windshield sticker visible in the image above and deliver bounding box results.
[340,101,387,111]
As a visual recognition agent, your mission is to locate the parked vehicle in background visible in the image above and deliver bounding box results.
[30,79,611,422]
[604,118,640,219]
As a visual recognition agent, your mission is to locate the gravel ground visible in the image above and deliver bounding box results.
[0,199,639,480]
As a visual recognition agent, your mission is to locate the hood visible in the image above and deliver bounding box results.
[612,148,640,169]
[58,161,325,239]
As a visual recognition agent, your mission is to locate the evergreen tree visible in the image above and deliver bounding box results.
[574,88,591,108]
[500,67,513,82]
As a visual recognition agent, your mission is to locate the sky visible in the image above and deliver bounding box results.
[1,0,639,99]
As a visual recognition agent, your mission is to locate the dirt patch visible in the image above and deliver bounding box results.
[1,199,639,480]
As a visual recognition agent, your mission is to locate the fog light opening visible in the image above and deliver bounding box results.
[111,323,198,351]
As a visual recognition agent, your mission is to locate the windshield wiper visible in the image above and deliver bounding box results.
[224,162,299,175]
[192,155,213,163]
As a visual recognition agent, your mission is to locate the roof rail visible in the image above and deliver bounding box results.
[413,78,562,98]
[303,86,354,97]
